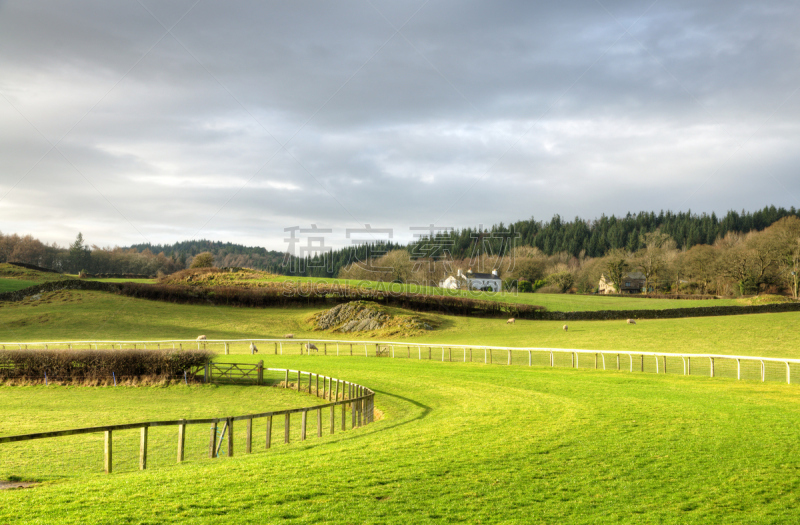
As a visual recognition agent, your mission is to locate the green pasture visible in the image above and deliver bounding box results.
[251,274,743,311]
[2,355,800,523]
[1,289,799,359]
[0,278,40,293]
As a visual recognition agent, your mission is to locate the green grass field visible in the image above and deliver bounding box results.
[2,288,800,522]
[2,355,800,523]
[0,278,40,293]
[1,289,799,358]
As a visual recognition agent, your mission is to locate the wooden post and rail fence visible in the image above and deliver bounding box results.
[0,367,375,474]
[2,337,799,385]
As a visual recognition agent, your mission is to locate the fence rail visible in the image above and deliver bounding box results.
[0,367,374,474]
[2,337,798,385]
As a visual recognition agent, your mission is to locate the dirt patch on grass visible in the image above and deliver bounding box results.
[0,481,37,490]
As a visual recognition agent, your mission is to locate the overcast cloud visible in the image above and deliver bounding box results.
[1,0,799,251]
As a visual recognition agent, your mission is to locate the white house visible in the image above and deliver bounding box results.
[439,268,502,292]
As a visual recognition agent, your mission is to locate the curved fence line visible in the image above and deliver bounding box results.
[2,337,796,385]
[0,367,375,475]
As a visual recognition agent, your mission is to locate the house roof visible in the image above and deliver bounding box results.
[469,272,500,280]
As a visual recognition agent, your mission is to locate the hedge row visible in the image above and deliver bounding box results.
[7,261,62,274]
[115,282,546,318]
[0,348,212,379]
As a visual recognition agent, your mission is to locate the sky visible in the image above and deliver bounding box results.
[1,0,799,252]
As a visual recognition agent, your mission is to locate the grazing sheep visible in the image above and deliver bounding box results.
[562,324,568,332]
[627,319,637,325]
[249,342,258,354]
[507,318,516,324]
[307,343,318,353]
[196,335,207,341]
[284,334,294,339]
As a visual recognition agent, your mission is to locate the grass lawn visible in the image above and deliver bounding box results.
[1,355,800,523]
[0,278,40,293]
[1,290,799,359]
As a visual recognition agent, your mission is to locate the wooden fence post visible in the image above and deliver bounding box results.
[342,402,347,431]
[317,408,322,438]
[209,421,217,458]
[227,418,234,457]
[204,361,209,383]
[330,405,335,434]
[140,426,148,470]
[301,410,307,441]
[315,374,319,396]
[507,349,511,365]
[257,361,263,386]
[351,400,356,428]
[105,430,113,473]
[710,357,714,378]
[177,421,186,463]
[246,418,253,454]
[297,371,301,391]
[335,380,340,401]
[285,413,291,444]
[266,415,272,449]
[285,369,289,388]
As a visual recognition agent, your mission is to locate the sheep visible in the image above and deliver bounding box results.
[196,335,207,341]
[284,334,294,339]
[249,342,258,354]
[562,324,568,332]
[306,343,318,353]
[507,318,516,324]
[626,319,637,325]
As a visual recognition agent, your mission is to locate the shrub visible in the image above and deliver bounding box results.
[0,348,212,381]
[190,252,215,269]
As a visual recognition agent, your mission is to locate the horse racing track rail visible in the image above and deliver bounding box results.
[4,337,800,385]
[0,367,374,476]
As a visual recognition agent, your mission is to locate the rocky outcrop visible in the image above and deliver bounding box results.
[312,301,433,333]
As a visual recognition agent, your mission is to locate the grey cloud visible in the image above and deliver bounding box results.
[1,1,799,250]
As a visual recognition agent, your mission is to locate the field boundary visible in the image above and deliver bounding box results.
[2,338,798,385]
[0,367,375,474]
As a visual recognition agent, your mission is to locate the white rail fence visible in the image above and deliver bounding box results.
[2,338,797,385]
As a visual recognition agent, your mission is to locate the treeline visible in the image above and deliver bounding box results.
[339,217,800,298]
[407,206,800,260]
[0,232,184,276]
[3,206,799,280]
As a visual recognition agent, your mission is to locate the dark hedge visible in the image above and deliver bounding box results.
[0,348,212,380]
